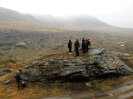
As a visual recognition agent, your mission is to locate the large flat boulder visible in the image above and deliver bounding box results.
[19,48,133,82]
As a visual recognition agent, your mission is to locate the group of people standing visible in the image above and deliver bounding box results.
[68,38,91,56]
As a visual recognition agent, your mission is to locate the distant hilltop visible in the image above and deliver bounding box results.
[0,7,108,31]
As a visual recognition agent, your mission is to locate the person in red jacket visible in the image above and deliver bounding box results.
[88,39,91,48]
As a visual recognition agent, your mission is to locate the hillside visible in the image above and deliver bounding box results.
[0,7,112,32]
[0,7,133,34]
[34,15,110,30]
[0,7,58,32]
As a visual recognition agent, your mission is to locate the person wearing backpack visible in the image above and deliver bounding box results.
[74,39,80,56]
[68,40,72,53]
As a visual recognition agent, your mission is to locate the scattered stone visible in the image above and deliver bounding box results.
[122,53,130,57]
[86,82,92,87]
[15,41,27,49]
[108,93,114,96]
[3,79,11,85]
[69,53,73,55]
[121,44,125,47]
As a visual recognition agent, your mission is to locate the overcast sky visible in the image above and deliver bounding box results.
[0,0,133,28]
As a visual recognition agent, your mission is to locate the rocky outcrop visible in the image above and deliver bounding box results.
[87,48,133,76]
[20,48,133,82]
[20,58,87,82]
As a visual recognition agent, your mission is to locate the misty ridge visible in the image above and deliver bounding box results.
[0,7,133,34]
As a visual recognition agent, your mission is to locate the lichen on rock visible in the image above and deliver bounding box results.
[19,48,133,82]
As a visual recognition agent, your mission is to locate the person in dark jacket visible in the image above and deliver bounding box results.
[85,39,89,52]
[82,38,86,53]
[74,39,80,56]
[68,40,72,52]
[15,70,22,90]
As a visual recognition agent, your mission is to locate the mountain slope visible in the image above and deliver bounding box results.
[0,7,59,32]
[0,7,112,32]
[0,7,34,21]
[34,15,109,30]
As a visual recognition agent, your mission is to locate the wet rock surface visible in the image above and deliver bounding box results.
[20,48,133,82]
[88,48,133,76]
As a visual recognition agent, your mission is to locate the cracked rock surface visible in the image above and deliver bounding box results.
[19,48,133,82]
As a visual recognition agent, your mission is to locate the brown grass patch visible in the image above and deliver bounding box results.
[91,75,133,91]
